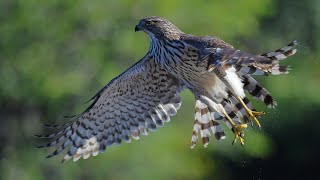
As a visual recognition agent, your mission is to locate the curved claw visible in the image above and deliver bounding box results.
[248,110,265,129]
[231,124,247,146]
[232,133,245,146]
[237,96,265,128]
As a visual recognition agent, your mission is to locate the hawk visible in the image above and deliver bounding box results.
[37,16,298,162]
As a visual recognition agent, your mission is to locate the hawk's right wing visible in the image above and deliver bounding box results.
[181,34,297,75]
[37,55,185,162]
[205,41,298,75]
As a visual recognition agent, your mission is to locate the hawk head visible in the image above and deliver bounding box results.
[135,16,183,40]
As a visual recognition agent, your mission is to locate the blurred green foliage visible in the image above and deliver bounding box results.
[0,0,319,180]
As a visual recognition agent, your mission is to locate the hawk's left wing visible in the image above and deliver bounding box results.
[37,55,185,162]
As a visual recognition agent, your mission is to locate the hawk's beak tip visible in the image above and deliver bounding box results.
[135,25,140,32]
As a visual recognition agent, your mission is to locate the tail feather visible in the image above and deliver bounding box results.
[242,74,277,108]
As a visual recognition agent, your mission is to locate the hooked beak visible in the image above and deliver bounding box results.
[135,25,141,32]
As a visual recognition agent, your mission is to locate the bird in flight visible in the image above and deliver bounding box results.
[37,16,298,162]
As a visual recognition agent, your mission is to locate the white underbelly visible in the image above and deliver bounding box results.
[199,72,229,102]
[224,67,245,98]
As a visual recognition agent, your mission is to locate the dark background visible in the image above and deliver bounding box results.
[0,0,319,179]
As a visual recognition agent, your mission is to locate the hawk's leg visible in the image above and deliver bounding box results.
[220,108,247,146]
[237,96,265,128]
[197,95,248,146]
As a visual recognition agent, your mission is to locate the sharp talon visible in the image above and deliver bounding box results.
[240,140,245,147]
[221,107,247,146]
[231,124,247,145]
[247,110,263,128]
[232,136,238,145]
[237,97,265,128]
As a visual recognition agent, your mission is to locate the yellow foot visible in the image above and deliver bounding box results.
[237,96,265,128]
[246,110,265,128]
[220,106,248,146]
[231,124,247,146]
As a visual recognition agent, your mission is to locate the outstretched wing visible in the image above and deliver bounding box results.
[37,55,184,162]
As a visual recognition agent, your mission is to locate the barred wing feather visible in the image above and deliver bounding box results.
[37,55,184,162]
